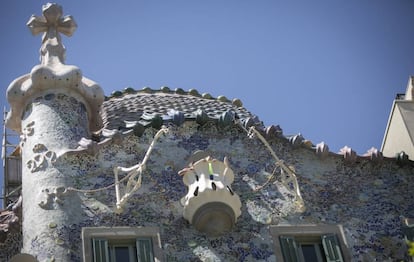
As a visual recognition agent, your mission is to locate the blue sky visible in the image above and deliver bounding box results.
[1,1,414,204]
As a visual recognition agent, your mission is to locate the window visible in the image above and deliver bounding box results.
[82,227,163,262]
[270,224,350,262]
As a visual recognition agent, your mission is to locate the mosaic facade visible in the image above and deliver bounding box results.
[3,118,414,261]
[2,3,414,262]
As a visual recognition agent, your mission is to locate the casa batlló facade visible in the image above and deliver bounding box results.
[1,3,414,262]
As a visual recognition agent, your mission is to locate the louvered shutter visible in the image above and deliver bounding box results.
[92,238,109,262]
[279,236,301,262]
[321,234,344,262]
[136,237,154,262]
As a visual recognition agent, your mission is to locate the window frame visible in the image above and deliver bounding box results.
[269,224,351,262]
[108,240,139,262]
[82,226,163,262]
[298,241,326,262]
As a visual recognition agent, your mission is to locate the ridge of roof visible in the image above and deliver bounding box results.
[97,86,414,165]
[105,86,243,106]
[101,86,261,132]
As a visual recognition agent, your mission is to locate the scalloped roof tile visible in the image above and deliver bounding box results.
[99,87,414,163]
[101,87,260,130]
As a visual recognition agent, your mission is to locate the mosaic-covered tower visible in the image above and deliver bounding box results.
[5,4,104,261]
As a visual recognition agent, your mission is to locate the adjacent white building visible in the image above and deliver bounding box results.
[382,76,414,160]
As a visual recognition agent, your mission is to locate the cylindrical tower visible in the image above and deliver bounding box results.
[5,4,104,261]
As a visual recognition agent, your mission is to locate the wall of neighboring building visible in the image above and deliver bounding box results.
[5,122,409,261]
[382,101,414,160]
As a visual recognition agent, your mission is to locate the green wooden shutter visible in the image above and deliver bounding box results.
[136,237,154,262]
[321,234,344,262]
[92,238,109,262]
[279,236,301,262]
[402,225,414,241]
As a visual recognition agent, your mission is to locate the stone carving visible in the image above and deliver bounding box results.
[179,156,242,236]
[315,141,330,158]
[5,3,104,133]
[167,109,185,126]
[26,144,56,173]
[289,134,304,147]
[241,116,261,129]
[364,147,383,162]
[38,187,68,209]
[195,109,209,125]
[77,138,98,155]
[32,143,47,153]
[59,137,101,158]
[218,111,235,128]
[23,121,35,136]
[396,151,409,163]
[339,146,357,163]
[232,98,243,107]
[20,121,35,148]
[265,125,283,138]
[27,3,77,65]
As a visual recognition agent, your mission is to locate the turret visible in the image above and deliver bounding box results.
[5,3,104,261]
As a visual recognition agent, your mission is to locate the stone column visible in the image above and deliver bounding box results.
[6,4,104,261]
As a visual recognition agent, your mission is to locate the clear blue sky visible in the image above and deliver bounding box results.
[1,1,414,204]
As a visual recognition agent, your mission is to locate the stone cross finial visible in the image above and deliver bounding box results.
[6,3,104,133]
[27,3,77,65]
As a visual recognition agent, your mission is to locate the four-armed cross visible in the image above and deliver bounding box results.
[27,3,77,65]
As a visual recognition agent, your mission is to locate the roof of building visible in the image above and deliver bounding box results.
[101,87,262,132]
[97,86,414,164]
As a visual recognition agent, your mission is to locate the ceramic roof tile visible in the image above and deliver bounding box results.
[100,88,260,131]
